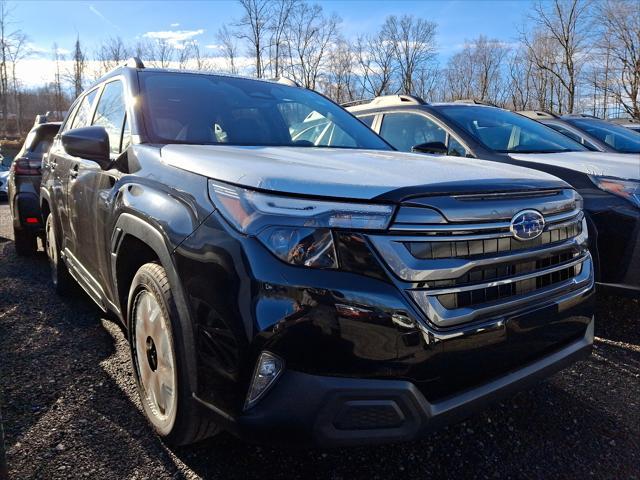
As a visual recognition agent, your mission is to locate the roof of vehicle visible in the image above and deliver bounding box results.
[345,95,505,114]
[91,57,301,89]
[345,95,426,112]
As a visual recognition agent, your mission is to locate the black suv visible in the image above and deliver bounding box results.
[41,60,594,447]
[349,97,640,296]
[7,116,60,255]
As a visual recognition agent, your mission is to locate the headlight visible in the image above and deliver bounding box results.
[208,180,395,268]
[589,176,640,208]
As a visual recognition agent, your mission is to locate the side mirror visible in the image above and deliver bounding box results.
[412,141,448,155]
[61,126,111,169]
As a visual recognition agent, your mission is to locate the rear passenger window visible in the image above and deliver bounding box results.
[70,89,98,130]
[93,80,127,155]
[380,113,447,152]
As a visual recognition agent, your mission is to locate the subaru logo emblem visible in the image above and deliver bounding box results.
[510,210,545,241]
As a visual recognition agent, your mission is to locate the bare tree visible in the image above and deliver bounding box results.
[7,31,27,133]
[0,0,12,133]
[597,0,640,119]
[189,41,211,71]
[521,0,593,113]
[268,0,298,78]
[355,33,397,97]
[70,35,86,98]
[236,0,271,78]
[52,43,64,119]
[218,25,239,74]
[507,48,535,110]
[150,39,175,68]
[284,2,339,89]
[97,36,130,73]
[324,39,357,103]
[382,15,437,94]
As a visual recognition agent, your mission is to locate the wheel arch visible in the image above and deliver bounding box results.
[113,213,199,390]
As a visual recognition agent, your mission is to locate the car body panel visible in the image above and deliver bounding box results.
[161,144,568,200]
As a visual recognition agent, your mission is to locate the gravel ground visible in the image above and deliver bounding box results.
[0,201,638,480]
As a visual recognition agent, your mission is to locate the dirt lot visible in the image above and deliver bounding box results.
[0,202,638,480]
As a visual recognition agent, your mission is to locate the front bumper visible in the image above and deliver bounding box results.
[177,211,596,446]
[199,317,593,447]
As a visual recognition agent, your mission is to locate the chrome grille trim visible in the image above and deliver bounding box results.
[369,218,587,282]
[389,208,581,233]
[415,255,586,296]
[409,256,593,328]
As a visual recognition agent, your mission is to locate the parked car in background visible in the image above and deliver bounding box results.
[517,111,612,152]
[0,169,9,199]
[348,96,640,296]
[40,60,595,447]
[8,116,60,255]
[610,118,640,134]
[518,111,640,154]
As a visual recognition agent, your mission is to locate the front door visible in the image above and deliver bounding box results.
[67,79,128,299]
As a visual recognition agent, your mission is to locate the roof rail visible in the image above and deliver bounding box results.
[272,77,301,87]
[344,94,426,111]
[454,98,496,107]
[518,110,558,120]
[341,98,374,108]
[124,57,145,69]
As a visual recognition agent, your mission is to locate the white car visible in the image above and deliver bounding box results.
[0,169,9,199]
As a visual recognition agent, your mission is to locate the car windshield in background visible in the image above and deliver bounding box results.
[438,105,587,154]
[138,72,391,150]
[565,118,640,154]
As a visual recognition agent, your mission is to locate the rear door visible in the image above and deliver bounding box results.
[68,79,129,299]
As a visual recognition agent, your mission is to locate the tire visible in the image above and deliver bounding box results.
[45,213,73,295]
[14,227,37,256]
[128,262,218,446]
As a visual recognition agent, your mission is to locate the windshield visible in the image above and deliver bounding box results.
[564,118,640,154]
[138,71,391,150]
[437,105,587,154]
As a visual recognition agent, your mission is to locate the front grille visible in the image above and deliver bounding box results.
[405,218,582,260]
[437,261,583,309]
[368,188,593,329]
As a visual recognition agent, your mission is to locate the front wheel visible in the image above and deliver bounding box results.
[45,213,73,295]
[128,262,218,446]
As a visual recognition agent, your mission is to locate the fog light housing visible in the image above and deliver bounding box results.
[244,351,284,411]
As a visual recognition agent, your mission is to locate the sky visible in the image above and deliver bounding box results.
[9,0,531,87]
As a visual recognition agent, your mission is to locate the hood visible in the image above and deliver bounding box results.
[161,145,569,201]
[508,151,640,180]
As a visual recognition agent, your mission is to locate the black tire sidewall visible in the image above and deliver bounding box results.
[45,213,71,295]
[127,263,202,446]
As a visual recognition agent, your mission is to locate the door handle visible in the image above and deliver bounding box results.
[70,164,79,180]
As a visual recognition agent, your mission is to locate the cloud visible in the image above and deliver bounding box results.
[170,23,180,27]
[143,29,205,49]
[89,5,120,31]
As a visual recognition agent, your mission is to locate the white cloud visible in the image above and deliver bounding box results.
[170,23,180,27]
[143,29,205,49]
[88,5,120,31]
